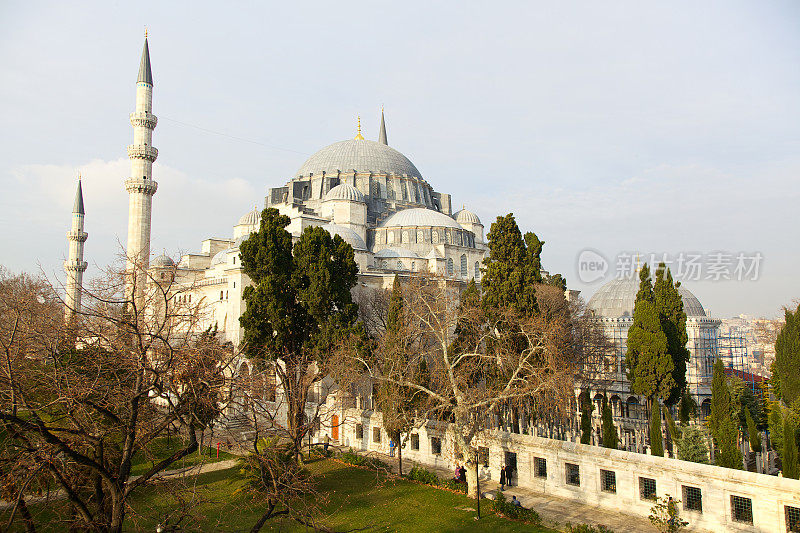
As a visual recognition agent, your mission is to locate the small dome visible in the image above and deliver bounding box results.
[237,207,261,227]
[211,249,230,266]
[374,247,421,259]
[454,209,481,226]
[152,254,174,268]
[320,223,368,251]
[380,208,463,230]
[587,276,706,319]
[296,139,422,179]
[325,183,365,203]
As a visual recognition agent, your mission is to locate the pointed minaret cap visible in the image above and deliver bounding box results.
[73,176,85,215]
[137,35,153,86]
[378,107,388,145]
[354,116,364,140]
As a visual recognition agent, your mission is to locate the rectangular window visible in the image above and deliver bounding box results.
[372,427,381,443]
[355,424,363,440]
[786,505,800,532]
[600,469,616,493]
[565,463,580,486]
[731,495,753,524]
[682,486,702,513]
[639,477,657,501]
[411,433,419,451]
[478,446,489,467]
[431,437,442,455]
[534,457,547,479]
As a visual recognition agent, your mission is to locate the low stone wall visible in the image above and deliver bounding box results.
[331,408,800,533]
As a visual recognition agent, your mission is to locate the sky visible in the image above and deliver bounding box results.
[1,1,798,319]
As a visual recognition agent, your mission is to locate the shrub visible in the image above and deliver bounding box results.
[337,448,385,470]
[565,523,617,533]
[491,492,541,524]
[439,478,467,493]
[407,465,441,486]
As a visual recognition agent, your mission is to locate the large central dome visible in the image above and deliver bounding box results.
[587,276,706,319]
[296,139,422,179]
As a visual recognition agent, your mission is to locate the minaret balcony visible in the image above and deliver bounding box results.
[125,177,158,195]
[67,230,88,243]
[64,260,88,272]
[130,111,158,129]
[127,144,158,162]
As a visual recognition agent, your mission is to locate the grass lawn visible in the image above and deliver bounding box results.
[129,436,236,476]
[4,459,555,532]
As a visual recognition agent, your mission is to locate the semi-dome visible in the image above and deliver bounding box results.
[324,183,365,203]
[380,208,462,230]
[152,254,174,268]
[211,249,230,266]
[374,247,421,259]
[587,276,706,319]
[454,208,482,226]
[296,139,422,179]
[237,207,261,227]
[320,223,368,251]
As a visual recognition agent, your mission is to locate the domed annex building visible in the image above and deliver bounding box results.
[150,114,486,346]
[582,276,720,453]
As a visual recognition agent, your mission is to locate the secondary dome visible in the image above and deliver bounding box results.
[325,183,365,203]
[238,207,260,227]
[380,208,462,230]
[587,276,706,319]
[375,247,421,259]
[152,254,174,268]
[296,139,422,179]
[320,223,368,251]
[454,208,482,226]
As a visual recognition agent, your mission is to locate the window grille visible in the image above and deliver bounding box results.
[731,495,753,524]
[639,477,657,500]
[600,469,616,493]
[534,457,547,478]
[786,505,800,532]
[565,463,580,486]
[682,486,702,513]
[411,434,419,451]
[372,427,381,443]
[355,424,363,440]
[460,255,467,277]
[431,437,442,455]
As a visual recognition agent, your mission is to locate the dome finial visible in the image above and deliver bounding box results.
[635,252,641,273]
[355,116,364,140]
[144,26,148,40]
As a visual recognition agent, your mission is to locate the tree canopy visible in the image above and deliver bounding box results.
[772,304,800,405]
[653,264,690,405]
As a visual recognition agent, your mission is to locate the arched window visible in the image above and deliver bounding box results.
[402,231,409,244]
[474,261,480,279]
[460,254,467,277]
[457,232,463,246]
[388,231,395,244]
[432,231,439,244]
[397,260,403,270]
[416,229,425,243]
[447,258,454,276]
[445,231,452,244]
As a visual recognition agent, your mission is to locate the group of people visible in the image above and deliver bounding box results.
[453,464,467,483]
[499,463,514,491]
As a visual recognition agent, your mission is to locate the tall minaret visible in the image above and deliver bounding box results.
[378,107,388,145]
[124,34,158,306]
[64,178,88,323]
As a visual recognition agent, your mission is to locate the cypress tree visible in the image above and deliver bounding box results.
[784,417,799,480]
[746,408,761,453]
[387,275,403,335]
[653,264,690,405]
[716,416,743,469]
[768,403,784,460]
[481,214,538,316]
[678,391,696,425]
[709,359,731,442]
[772,304,800,405]
[664,405,681,442]
[627,264,674,401]
[649,402,664,457]
[601,396,618,449]
[580,391,593,444]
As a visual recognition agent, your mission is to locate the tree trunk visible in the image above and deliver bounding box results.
[465,459,479,499]
[397,441,403,476]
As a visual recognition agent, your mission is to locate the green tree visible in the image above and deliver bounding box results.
[746,408,761,453]
[580,391,593,444]
[650,402,664,457]
[678,391,697,425]
[768,402,784,460]
[653,264,690,405]
[709,359,742,469]
[772,305,800,405]
[627,264,675,402]
[784,416,799,480]
[239,208,360,457]
[481,214,539,316]
[601,396,618,449]
[676,426,709,464]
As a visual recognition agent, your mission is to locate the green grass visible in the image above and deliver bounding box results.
[3,459,554,532]
[129,436,236,476]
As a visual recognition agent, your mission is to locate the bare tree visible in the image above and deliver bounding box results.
[0,260,232,533]
[334,275,582,498]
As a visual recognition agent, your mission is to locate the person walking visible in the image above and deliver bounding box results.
[499,464,507,491]
[389,439,395,457]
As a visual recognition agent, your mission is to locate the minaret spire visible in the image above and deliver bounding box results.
[64,176,88,323]
[378,107,388,145]
[125,35,159,308]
